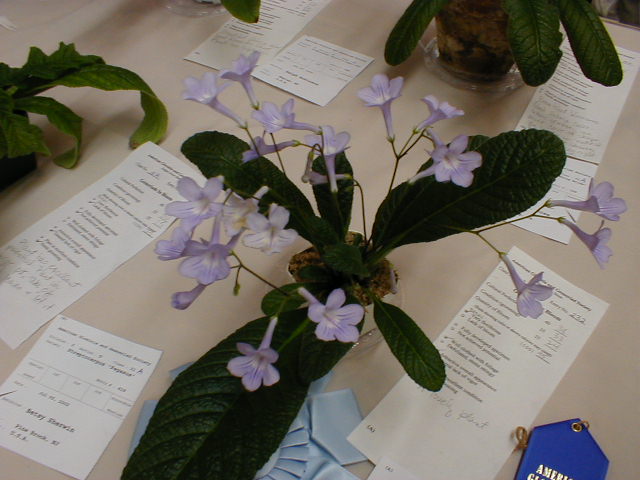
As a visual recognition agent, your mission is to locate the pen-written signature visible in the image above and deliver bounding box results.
[430,392,489,430]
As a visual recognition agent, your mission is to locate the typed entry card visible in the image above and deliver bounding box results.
[349,247,608,480]
[0,315,161,479]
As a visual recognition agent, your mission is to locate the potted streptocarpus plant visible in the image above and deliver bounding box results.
[122,52,625,479]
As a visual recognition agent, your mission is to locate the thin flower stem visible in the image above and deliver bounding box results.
[353,179,368,243]
[231,251,283,292]
[269,132,287,174]
[474,202,551,233]
[277,317,310,352]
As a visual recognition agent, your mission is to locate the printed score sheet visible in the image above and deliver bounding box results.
[348,247,608,480]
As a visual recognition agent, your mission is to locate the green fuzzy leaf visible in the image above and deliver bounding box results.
[556,0,622,86]
[0,111,50,158]
[21,43,103,81]
[311,152,354,238]
[44,64,168,146]
[370,130,566,257]
[123,310,311,480]
[373,299,445,391]
[384,0,451,65]
[14,96,82,168]
[504,0,563,86]
[296,265,334,283]
[181,131,338,247]
[222,0,261,23]
[323,243,369,277]
[261,283,306,316]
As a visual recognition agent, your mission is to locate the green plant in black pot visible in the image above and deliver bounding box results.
[0,42,168,188]
[385,0,623,87]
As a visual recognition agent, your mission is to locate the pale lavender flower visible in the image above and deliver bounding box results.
[303,171,349,186]
[227,316,280,391]
[242,136,296,163]
[548,180,627,221]
[415,95,464,131]
[182,72,246,127]
[171,283,207,310]
[220,51,260,107]
[251,99,317,133]
[500,254,554,319]
[298,287,364,342]
[165,176,224,228]
[408,131,482,187]
[179,218,241,284]
[155,225,192,260]
[357,74,404,139]
[560,219,613,269]
[305,126,350,192]
[222,186,269,236]
[242,204,298,254]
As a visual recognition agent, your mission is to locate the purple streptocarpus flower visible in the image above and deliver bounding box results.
[220,51,260,108]
[560,218,612,269]
[242,136,297,163]
[222,186,269,236]
[500,254,554,319]
[305,126,350,193]
[155,225,193,260]
[242,204,298,255]
[171,283,207,310]
[415,95,464,131]
[303,170,349,186]
[548,179,627,221]
[179,218,241,284]
[252,99,318,133]
[182,72,246,127]
[298,288,364,342]
[227,316,280,391]
[165,176,223,227]
[408,131,482,187]
[357,74,404,140]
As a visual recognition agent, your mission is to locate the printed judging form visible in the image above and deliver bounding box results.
[349,248,608,480]
[0,143,199,349]
[0,315,161,479]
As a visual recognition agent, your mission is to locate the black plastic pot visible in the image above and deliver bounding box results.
[0,151,37,191]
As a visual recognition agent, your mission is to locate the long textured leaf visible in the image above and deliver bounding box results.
[44,64,168,146]
[323,243,369,277]
[311,152,353,238]
[0,107,49,158]
[369,130,565,259]
[181,131,338,247]
[385,0,451,65]
[123,310,310,480]
[14,96,82,168]
[556,0,622,86]
[373,299,445,391]
[261,283,306,316]
[222,0,261,23]
[504,0,563,86]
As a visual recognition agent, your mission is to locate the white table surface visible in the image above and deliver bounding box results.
[1,1,639,479]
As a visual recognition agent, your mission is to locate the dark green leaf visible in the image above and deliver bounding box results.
[45,64,168,146]
[0,106,50,158]
[385,0,451,65]
[323,243,369,277]
[181,131,338,247]
[222,0,261,23]
[373,299,445,391]
[261,283,306,316]
[556,0,622,86]
[295,265,334,283]
[370,130,566,257]
[298,320,355,383]
[504,0,563,86]
[14,96,82,168]
[311,152,354,238]
[123,310,310,480]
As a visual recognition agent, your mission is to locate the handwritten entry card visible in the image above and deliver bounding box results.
[349,248,608,480]
[0,315,161,479]
[516,41,639,164]
[0,143,198,348]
